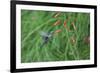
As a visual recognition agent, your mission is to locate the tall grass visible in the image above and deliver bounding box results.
[21,10,90,63]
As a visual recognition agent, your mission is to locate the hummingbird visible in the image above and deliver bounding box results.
[39,31,54,48]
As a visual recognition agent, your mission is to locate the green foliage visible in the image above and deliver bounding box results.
[21,10,90,63]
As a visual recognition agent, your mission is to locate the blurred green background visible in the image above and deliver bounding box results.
[21,10,90,63]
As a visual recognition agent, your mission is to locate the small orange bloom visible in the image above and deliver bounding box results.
[64,20,70,32]
[54,12,60,18]
[54,29,62,34]
[53,20,61,26]
[70,36,76,44]
[64,20,67,27]
[71,22,77,31]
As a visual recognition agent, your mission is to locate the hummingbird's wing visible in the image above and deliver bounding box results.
[40,31,48,37]
[40,31,51,38]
